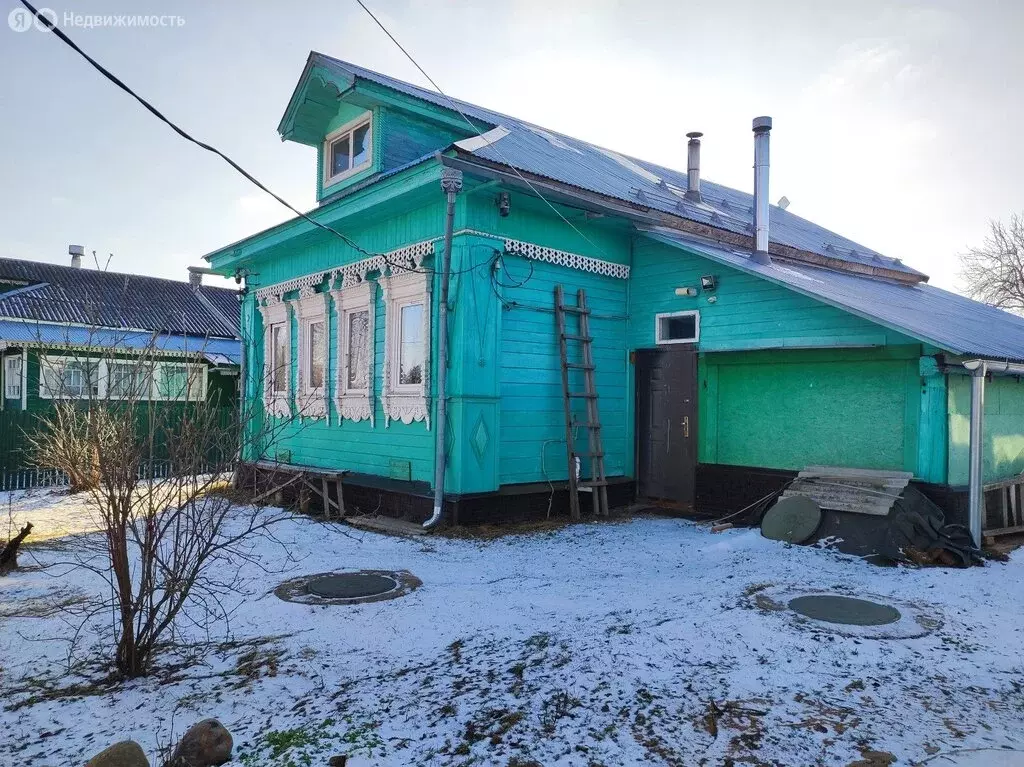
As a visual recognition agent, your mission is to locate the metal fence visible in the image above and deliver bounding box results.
[0,406,236,493]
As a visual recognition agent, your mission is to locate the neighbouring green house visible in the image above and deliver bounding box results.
[204,53,1024,534]
[0,256,241,486]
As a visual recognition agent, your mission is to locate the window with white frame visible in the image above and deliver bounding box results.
[107,361,153,400]
[259,298,291,417]
[294,288,328,419]
[39,355,101,399]
[382,269,430,427]
[4,354,22,401]
[154,362,205,401]
[655,311,700,345]
[332,279,375,424]
[323,114,372,187]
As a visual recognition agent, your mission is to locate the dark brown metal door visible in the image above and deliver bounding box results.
[635,348,697,508]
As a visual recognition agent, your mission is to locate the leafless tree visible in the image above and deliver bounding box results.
[25,327,301,679]
[960,213,1024,313]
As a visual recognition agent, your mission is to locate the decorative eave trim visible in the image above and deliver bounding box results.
[254,239,436,304]
[503,239,630,280]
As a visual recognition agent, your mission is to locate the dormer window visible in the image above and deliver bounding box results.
[324,114,372,186]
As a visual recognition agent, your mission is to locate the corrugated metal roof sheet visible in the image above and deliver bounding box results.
[0,258,240,338]
[0,318,241,364]
[643,227,1024,361]
[312,53,926,281]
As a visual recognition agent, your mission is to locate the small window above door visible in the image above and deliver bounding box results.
[655,311,700,345]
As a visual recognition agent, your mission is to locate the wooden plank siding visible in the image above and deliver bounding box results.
[496,256,629,486]
[629,237,928,477]
[243,198,448,484]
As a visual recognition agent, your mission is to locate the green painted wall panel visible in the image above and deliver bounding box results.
[628,238,919,351]
[496,252,629,487]
[948,375,1024,485]
[700,349,919,472]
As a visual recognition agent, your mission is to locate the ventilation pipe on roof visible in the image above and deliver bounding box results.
[69,244,84,269]
[684,131,703,202]
[752,116,772,265]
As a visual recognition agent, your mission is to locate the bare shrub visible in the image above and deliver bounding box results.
[26,335,296,679]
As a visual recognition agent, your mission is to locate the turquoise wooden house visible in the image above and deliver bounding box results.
[205,53,1024,535]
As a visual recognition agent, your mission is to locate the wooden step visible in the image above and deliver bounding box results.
[561,333,592,342]
[568,392,598,398]
[565,362,595,370]
[578,480,609,488]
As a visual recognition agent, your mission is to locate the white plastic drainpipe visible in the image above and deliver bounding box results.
[963,358,1024,547]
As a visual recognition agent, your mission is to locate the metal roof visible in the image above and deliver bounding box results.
[643,227,1024,362]
[0,258,240,338]
[311,53,926,281]
[0,319,241,364]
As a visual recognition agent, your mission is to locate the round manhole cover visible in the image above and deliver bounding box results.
[307,573,399,599]
[788,594,901,626]
[761,495,822,544]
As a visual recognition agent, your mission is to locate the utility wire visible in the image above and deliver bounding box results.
[16,0,484,280]
[353,0,614,262]
[16,0,380,262]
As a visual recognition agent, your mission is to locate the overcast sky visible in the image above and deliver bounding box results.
[1,0,1021,291]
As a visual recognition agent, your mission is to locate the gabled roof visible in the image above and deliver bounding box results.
[643,227,1024,363]
[0,258,240,339]
[308,53,926,282]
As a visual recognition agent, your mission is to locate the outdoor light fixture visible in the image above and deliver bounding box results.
[674,287,698,297]
[496,191,511,217]
[700,274,718,292]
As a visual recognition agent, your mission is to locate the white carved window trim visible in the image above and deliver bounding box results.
[332,278,376,425]
[258,298,291,418]
[4,354,22,401]
[293,288,329,420]
[382,269,431,428]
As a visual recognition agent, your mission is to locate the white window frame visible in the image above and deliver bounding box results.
[152,361,206,402]
[258,298,291,418]
[4,354,22,401]
[293,287,329,420]
[106,359,155,401]
[38,354,103,400]
[331,278,375,425]
[322,113,373,188]
[382,269,431,427]
[655,310,701,345]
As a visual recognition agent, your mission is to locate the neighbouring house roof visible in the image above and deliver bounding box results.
[643,227,1024,363]
[0,258,241,339]
[307,53,926,282]
[0,319,242,365]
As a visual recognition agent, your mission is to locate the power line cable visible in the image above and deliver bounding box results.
[15,0,482,279]
[353,0,614,262]
[17,1,378,261]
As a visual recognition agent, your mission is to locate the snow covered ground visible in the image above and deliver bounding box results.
[2,490,1024,766]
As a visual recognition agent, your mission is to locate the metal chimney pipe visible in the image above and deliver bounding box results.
[685,131,703,202]
[752,116,772,264]
[68,243,84,269]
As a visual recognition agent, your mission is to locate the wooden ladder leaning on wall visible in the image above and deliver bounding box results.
[555,285,610,520]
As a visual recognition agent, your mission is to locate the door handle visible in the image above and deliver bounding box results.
[682,416,690,439]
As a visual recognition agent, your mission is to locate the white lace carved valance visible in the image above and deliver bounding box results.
[503,239,630,279]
